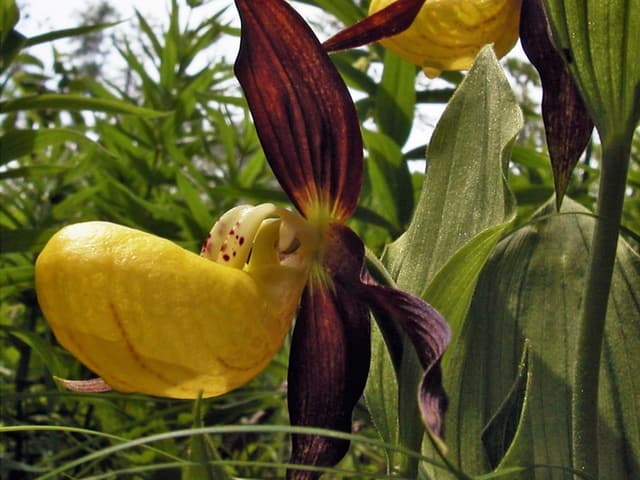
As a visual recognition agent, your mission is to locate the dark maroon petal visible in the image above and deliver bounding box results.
[322,223,450,436]
[323,0,426,52]
[234,0,363,221]
[360,277,450,437]
[287,284,371,479]
[520,0,594,209]
[287,223,370,479]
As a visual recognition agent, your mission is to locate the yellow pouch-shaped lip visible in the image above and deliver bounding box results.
[370,0,522,77]
[35,221,309,398]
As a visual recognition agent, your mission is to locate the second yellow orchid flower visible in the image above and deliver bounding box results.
[370,0,522,77]
[325,0,522,78]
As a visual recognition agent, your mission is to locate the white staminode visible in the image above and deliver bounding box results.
[201,203,306,269]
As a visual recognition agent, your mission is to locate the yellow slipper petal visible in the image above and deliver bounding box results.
[36,213,312,398]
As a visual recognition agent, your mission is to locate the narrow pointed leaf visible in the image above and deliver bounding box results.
[184,396,232,480]
[520,0,594,209]
[362,129,414,230]
[323,0,425,52]
[234,0,362,221]
[0,94,166,117]
[24,22,122,48]
[1,128,114,165]
[375,50,417,147]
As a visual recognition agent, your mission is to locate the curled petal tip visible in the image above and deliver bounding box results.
[361,280,451,437]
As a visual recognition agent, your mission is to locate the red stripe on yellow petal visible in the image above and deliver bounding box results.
[234,0,362,221]
[324,0,426,52]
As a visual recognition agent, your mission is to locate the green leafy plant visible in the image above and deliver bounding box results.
[1,0,638,479]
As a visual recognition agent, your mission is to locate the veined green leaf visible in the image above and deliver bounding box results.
[365,321,400,466]
[446,197,640,478]
[481,341,534,476]
[376,46,522,476]
[424,222,512,354]
[385,46,521,295]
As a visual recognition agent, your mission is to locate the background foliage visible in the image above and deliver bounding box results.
[1,0,638,478]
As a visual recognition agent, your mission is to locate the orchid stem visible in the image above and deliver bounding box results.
[572,136,630,480]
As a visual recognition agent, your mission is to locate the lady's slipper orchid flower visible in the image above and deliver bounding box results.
[35,0,450,476]
[325,0,522,78]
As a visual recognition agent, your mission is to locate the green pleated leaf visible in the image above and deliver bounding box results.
[444,197,640,478]
[374,46,522,475]
[0,94,166,117]
[424,223,512,349]
[375,50,417,147]
[386,45,521,298]
[543,0,640,142]
[481,341,534,475]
